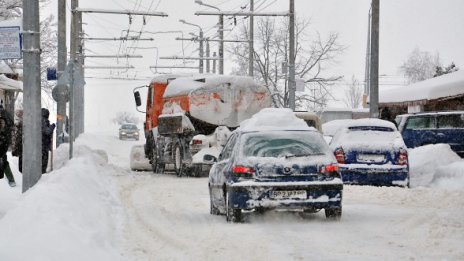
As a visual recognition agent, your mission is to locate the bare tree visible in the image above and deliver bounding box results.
[400,47,441,84]
[229,17,344,111]
[343,75,363,109]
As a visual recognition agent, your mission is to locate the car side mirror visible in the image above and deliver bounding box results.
[203,154,217,163]
[134,91,142,107]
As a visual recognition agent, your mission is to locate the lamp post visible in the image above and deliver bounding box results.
[194,0,223,74]
[179,19,204,73]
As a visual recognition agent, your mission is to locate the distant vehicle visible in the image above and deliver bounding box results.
[133,74,272,176]
[329,119,409,187]
[294,111,322,132]
[395,111,464,157]
[119,123,140,140]
[209,108,343,222]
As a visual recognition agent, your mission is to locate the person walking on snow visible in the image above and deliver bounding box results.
[41,108,55,173]
[0,106,16,187]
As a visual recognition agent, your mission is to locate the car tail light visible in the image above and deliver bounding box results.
[232,165,255,178]
[321,164,341,178]
[398,149,408,165]
[334,148,345,164]
[192,139,202,145]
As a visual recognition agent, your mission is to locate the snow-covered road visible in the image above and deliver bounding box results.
[1,131,463,260]
[84,132,463,260]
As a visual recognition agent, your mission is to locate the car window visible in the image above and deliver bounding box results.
[241,131,330,158]
[438,114,464,129]
[122,124,137,130]
[404,116,435,130]
[219,133,238,161]
[348,126,394,132]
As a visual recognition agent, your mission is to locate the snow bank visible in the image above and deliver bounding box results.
[240,108,311,132]
[409,144,464,189]
[0,145,126,261]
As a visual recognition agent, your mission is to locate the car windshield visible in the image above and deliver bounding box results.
[122,124,137,130]
[240,131,330,158]
[348,126,394,132]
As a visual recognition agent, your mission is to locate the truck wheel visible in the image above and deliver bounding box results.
[225,191,242,222]
[174,143,184,177]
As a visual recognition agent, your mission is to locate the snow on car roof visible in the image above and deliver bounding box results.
[240,108,313,132]
[343,118,397,130]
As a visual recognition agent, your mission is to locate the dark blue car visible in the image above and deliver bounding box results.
[329,119,409,187]
[396,111,464,157]
[208,108,343,222]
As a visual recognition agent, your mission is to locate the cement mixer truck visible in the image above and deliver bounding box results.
[134,74,272,176]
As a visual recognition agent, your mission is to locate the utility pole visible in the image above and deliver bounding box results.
[69,0,78,158]
[363,7,372,109]
[22,0,42,192]
[212,52,217,74]
[205,38,210,73]
[369,0,379,118]
[77,7,84,135]
[199,30,204,73]
[219,14,224,74]
[249,0,254,77]
[288,0,296,111]
[56,0,67,147]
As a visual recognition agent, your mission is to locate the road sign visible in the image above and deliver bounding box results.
[0,26,21,59]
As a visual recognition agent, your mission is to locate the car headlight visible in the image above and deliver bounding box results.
[121,132,126,134]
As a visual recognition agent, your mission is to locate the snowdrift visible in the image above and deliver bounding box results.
[409,144,464,189]
[0,144,126,261]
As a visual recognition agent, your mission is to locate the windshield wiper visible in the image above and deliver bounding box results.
[285,153,324,158]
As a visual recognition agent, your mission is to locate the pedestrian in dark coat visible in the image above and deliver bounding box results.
[41,108,55,173]
[0,106,16,186]
[12,110,23,173]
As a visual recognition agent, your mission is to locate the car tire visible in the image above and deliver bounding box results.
[325,207,342,220]
[209,186,220,215]
[225,191,242,223]
[173,143,184,177]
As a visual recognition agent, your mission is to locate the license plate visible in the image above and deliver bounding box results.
[358,154,385,163]
[270,190,307,200]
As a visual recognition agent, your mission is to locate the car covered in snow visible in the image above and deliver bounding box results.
[119,123,140,140]
[208,108,344,222]
[395,111,464,157]
[329,119,409,187]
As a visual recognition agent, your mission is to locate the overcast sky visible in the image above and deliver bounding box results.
[42,0,464,99]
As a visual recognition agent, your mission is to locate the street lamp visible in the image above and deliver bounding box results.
[179,19,204,73]
[194,0,223,74]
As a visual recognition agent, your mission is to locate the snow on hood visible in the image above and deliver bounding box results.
[240,108,311,132]
[0,144,126,261]
[380,70,464,104]
[409,144,464,190]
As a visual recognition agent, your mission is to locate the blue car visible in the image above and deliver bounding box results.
[208,108,343,222]
[329,119,409,187]
[396,111,464,157]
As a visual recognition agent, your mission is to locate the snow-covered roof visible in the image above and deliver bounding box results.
[149,73,194,85]
[0,74,22,91]
[240,108,312,132]
[380,70,464,105]
[0,62,14,74]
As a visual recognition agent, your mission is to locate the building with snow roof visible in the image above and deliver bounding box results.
[379,70,464,114]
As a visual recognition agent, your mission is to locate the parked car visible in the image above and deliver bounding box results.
[329,118,409,187]
[209,108,343,222]
[119,123,140,140]
[395,111,464,157]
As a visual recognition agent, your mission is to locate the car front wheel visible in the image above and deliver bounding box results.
[325,207,342,220]
[225,191,242,223]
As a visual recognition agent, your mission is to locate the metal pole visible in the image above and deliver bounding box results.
[249,0,254,77]
[78,10,84,135]
[288,0,296,110]
[22,0,42,192]
[363,8,371,108]
[206,39,210,73]
[212,52,217,74]
[199,30,204,73]
[369,0,379,118]
[56,0,67,147]
[219,15,224,74]
[69,0,78,158]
